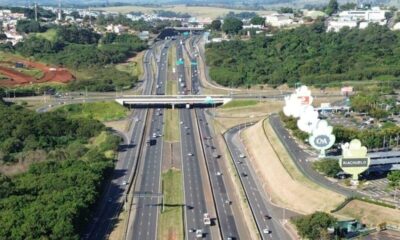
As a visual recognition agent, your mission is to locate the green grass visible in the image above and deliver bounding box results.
[221,100,258,109]
[164,109,180,142]
[34,29,58,42]
[55,101,129,122]
[158,169,184,240]
[16,68,44,79]
[0,73,9,80]
[166,80,177,95]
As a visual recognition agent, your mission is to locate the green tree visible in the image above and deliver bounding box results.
[340,3,356,10]
[210,19,222,31]
[279,7,294,13]
[16,19,43,33]
[294,212,337,239]
[313,159,341,177]
[325,0,339,16]
[222,17,243,34]
[250,16,265,26]
[388,171,400,188]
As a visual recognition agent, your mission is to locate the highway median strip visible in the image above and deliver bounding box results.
[158,169,184,240]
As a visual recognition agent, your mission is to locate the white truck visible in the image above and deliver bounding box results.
[203,213,211,225]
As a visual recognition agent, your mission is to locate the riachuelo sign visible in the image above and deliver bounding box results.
[339,139,370,184]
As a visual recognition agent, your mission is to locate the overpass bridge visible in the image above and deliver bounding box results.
[115,95,232,108]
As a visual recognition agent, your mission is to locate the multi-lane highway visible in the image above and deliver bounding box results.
[183,36,245,239]
[225,123,295,240]
[176,40,213,240]
[129,40,170,239]
[84,46,157,239]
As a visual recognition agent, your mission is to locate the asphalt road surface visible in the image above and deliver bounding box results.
[269,114,361,197]
[130,40,170,239]
[186,37,241,239]
[225,123,295,240]
[176,39,213,240]
[84,47,156,239]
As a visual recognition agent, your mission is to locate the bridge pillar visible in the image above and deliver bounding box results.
[172,104,175,110]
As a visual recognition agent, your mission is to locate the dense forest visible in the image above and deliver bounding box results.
[0,24,147,91]
[0,100,120,239]
[206,22,400,87]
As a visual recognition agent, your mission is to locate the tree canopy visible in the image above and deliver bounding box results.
[206,23,400,87]
[293,212,337,239]
[222,17,243,34]
[0,101,120,239]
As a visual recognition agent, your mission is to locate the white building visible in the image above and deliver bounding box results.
[243,24,264,29]
[265,14,294,27]
[338,7,387,23]
[327,20,358,32]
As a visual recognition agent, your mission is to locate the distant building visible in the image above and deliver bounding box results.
[243,24,264,29]
[138,31,149,40]
[302,10,327,20]
[339,7,387,23]
[265,13,294,27]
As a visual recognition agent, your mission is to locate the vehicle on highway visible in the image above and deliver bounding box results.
[239,153,246,158]
[195,229,203,238]
[241,172,248,177]
[122,181,127,185]
[263,228,271,234]
[225,199,232,205]
[216,171,222,176]
[152,133,157,138]
[187,153,193,156]
[203,213,211,225]
[146,138,156,146]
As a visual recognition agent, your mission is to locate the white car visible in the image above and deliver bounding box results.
[263,228,271,234]
[239,153,246,158]
[195,229,203,238]
[122,181,127,185]
[187,153,193,156]
[216,171,222,176]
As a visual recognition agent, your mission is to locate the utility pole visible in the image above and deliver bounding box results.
[58,0,62,21]
[34,2,38,22]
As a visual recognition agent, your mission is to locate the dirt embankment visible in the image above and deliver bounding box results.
[242,119,344,214]
[0,59,75,86]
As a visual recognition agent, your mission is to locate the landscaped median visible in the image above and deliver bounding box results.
[158,169,184,240]
[241,118,345,214]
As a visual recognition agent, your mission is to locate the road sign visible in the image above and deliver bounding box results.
[191,61,197,66]
[204,96,214,104]
[176,59,184,65]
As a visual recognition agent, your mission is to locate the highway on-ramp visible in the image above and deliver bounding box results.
[225,123,296,240]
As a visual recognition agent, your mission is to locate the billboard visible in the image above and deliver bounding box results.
[339,139,370,183]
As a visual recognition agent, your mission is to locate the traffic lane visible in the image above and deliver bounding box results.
[225,125,286,240]
[132,110,164,240]
[269,114,360,197]
[178,44,212,239]
[180,109,212,239]
[196,109,240,239]
[85,78,152,239]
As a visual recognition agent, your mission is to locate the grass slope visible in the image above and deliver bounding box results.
[221,99,258,109]
[55,101,129,122]
[164,109,180,142]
